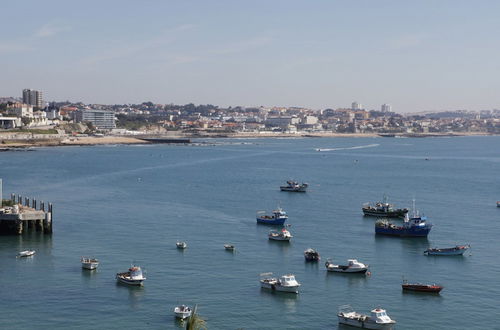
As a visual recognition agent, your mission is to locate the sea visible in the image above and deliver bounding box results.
[1,136,499,330]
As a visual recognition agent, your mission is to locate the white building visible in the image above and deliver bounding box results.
[351,102,363,110]
[8,103,33,118]
[75,109,116,130]
[303,115,318,125]
[381,104,392,112]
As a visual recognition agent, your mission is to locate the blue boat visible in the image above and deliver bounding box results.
[256,207,288,225]
[375,212,432,237]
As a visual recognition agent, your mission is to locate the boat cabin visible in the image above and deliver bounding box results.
[370,308,392,323]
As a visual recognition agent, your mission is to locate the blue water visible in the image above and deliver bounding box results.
[1,136,499,329]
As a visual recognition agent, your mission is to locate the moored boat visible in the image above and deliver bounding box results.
[17,250,35,258]
[116,265,146,286]
[268,226,292,241]
[362,197,408,218]
[176,241,187,249]
[304,248,320,262]
[224,244,235,251]
[174,305,192,320]
[338,305,396,329]
[497,201,500,208]
[81,257,99,270]
[256,206,288,225]
[325,259,368,273]
[260,273,300,293]
[402,279,443,293]
[280,180,308,192]
[424,244,470,256]
[375,204,432,237]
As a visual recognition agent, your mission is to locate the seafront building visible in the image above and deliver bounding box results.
[75,109,116,130]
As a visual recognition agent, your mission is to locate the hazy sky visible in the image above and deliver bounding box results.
[2,1,500,112]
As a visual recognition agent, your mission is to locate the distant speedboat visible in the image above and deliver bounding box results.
[116,265,146,286]
[280,180,308,192]
[402,279,443,293]
[224,244,235,251]
[325,259,369,273]
[256,206,288,225]
[338,305,396,329]
[304,248,320,262]
[176,241,187,249]
[174,305,192,320]
[268,226,292,241]
[260,273,300,293]
[81,257,99,270]
[424,244,470,256]
[17,250,35,258]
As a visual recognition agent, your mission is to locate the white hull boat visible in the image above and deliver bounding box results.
[325,259,368,273]
[116,265,146,286]
[260,273,300,293]
[176,241,187,249]
[174,305,192,320]
[224,244,235,251]
[81,257,99,270]
[268,227,292,241]
[424,244,470,256]
[338,305,396,329]
[17,250,35,258]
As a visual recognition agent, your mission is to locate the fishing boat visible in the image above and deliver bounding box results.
[325,259,369,273]
[424,244,470,256]
[362,196,408,217]
[280,180,308,192]
[81,257,99,270]
[375,201,432,237]
[402,279,443,293]
[176,241,187,249]
[268,226,292,241]
[260,273,300,293]
[174,305,192,320]
[17,250,35,258]
[256,206,288,225]
[304,248,320,262]
[224,244,235,251]
[338,305,396,329]
[116,265,146,286]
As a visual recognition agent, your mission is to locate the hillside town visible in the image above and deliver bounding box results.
[1,89,500,139]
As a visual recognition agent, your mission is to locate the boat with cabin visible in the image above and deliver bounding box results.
[224,244,235,251]
[176,241,187,249]
[325,259,369,273]
[280,180,308,192]
[402,279,443,293]
[116,265,146,286]
[337,305,396,329]
[174,305,192,320]
[81,257,99,270]
[424,244,470,256]
[362,196,408,218]
[304,248,320,262]
[375,201,432,237]
[268,226,292,241]
[17,250,35,258]
[256,206,288,225]
[260,273,300,293]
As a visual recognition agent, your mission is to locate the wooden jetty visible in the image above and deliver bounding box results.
[0,193,53,235]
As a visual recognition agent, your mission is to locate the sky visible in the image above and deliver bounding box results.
[1,0,500,113]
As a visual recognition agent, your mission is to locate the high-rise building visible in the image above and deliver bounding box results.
[351,102,362,110]
[381,104,392,112]
[22,89,43,108]
[75,109,116,129]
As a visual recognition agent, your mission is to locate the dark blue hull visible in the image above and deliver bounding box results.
[256,217,287,225]
[375,226,431,237]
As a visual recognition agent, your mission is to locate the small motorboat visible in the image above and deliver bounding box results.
[280,180,308,192]
[260,273,300,294]
[268,226,292,241]
[338,305,396,329]
[17,250,36,258]
[256,206,288,225]
[224,244,235,251]
[424,244,470,256]
[81,257,99,270]
[402,279,443,293]
[304,248,320,262]
[176,241,187,249]
[497,201,500,208]
[174,304,192,320]
[116,265,146,286]
[325,259,369,273]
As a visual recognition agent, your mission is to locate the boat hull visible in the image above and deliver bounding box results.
[82,262,99,270]
[256,217,287,225]
[402,285,443,293]
[260,282,299,293]
[338,316,395,329]
[375,226,431,237]
[424,246,469,256]
[327,267,368,273]
[174,309,192,320]
[362,209,407,218]
[116,274,145,286]
[280,187,307,192]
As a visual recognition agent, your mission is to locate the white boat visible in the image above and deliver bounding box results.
[174,304,192,320]
[260,273,300,293]
[224,244,235,251]
[116,265,146,286]
[268,227,292,241]
[176,241,187,249]
[424,244,470,256]
[17,250,35,258]
[81,257,99,270]
[325,259,369,273]
[338,305,396,329]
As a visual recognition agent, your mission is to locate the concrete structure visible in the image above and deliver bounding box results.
[0,117,21,129]
[8,102,33,117]
[351,102,363,110]
[381,104,392,112]
[22,89,43,108]
[75,109,116,129]
[303,115,318,125]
